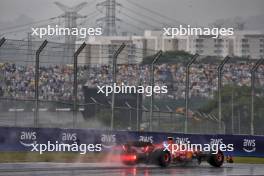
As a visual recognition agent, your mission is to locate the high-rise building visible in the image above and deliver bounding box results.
[231,31,264,59]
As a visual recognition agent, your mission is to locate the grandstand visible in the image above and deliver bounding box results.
[0,38,263,135]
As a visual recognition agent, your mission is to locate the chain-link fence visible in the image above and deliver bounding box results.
[0,38,263,135]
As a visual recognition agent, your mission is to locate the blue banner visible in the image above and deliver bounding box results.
[0,127,262,157]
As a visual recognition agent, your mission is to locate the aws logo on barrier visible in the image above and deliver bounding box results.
[139,135,153,143]
[210,138,223,145]
[242,139,256,153]
[61,133,77,142]
[101,134,116,148]
[175,137,190,144]
[19,131,37,147]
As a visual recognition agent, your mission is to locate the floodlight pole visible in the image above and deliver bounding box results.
[250,57,264,135]
[217,56,230,134]
[149,50,162,131]
[73,42,86,128]
[111,43,126,130]
[35,40,48,127]
[185,54,199,133]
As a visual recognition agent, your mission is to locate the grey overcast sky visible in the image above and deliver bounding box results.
[0,0,263,25]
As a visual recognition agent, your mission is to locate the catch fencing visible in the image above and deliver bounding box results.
[0,38,263,135]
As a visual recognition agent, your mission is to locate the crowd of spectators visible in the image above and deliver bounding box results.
[0,62,263,101]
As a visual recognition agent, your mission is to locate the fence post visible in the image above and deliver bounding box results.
[217,56,230,134]
[0,38,6,63]
[136,78,142,131]
[34,40,48,127]
[125,102,132,130]
[0,38,6,47]
[73,42,86,128]
[153,105,160,129]
[185,54,199,133]
[250,57,264,135]
[136,91,140,131]
[166,105,173,131]
[231,88,234,134]
[90,97,98,117]
[111,43,126,130]
[149,50,162,131]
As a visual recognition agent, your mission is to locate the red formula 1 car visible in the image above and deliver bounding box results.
[120,137,224,168]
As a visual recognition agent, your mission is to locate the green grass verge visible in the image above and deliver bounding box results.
[234,157,264,164]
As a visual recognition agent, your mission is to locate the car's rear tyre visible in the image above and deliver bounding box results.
[207,151,224,167]
[197,156,202,165]
[151,149,171,167]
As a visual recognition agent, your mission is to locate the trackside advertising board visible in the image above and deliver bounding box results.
[0,127,262,157]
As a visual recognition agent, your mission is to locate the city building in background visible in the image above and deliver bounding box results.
[231,31,264,59]
[77,30,264,65]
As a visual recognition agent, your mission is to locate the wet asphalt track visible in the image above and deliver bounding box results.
[0,162,263,176]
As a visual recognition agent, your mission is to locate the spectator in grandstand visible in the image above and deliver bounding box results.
[0,61,262,102]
